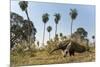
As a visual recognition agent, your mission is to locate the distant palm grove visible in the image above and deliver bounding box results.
[10,1,95,66]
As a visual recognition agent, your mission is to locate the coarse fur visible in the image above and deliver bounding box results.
[50,40,88,57]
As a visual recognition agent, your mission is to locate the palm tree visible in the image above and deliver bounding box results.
[37,41,39,47]
[69,8,78,39]
[47,26,52,41]
[19,1,30,20]
[19,1,37,51]
[54,13,61,37]
[59,33,63,41]
[92,35,95,41]
[60,33,63,37]
[42,13,49,45]
[92,35,95,45]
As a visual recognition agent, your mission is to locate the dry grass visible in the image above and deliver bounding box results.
[10,47,95,67]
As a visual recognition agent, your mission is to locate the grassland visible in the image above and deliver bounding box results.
[10,47,95,67]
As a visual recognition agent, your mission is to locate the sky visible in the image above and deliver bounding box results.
[11,1,95,45]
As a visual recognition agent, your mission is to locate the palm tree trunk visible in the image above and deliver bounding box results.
[25,9,30,21]
[93,39,95,48]
[93,39,95,45]
[86,40,89,51]
[42,23,46,45]
[55,24,57,37]
[25,9,31,51]
[71,20,73,39]
[49,32,50,41]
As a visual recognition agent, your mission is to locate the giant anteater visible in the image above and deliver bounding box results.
[50,40,88,57]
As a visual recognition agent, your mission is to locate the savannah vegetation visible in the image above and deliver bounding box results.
[10,1,95,66]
